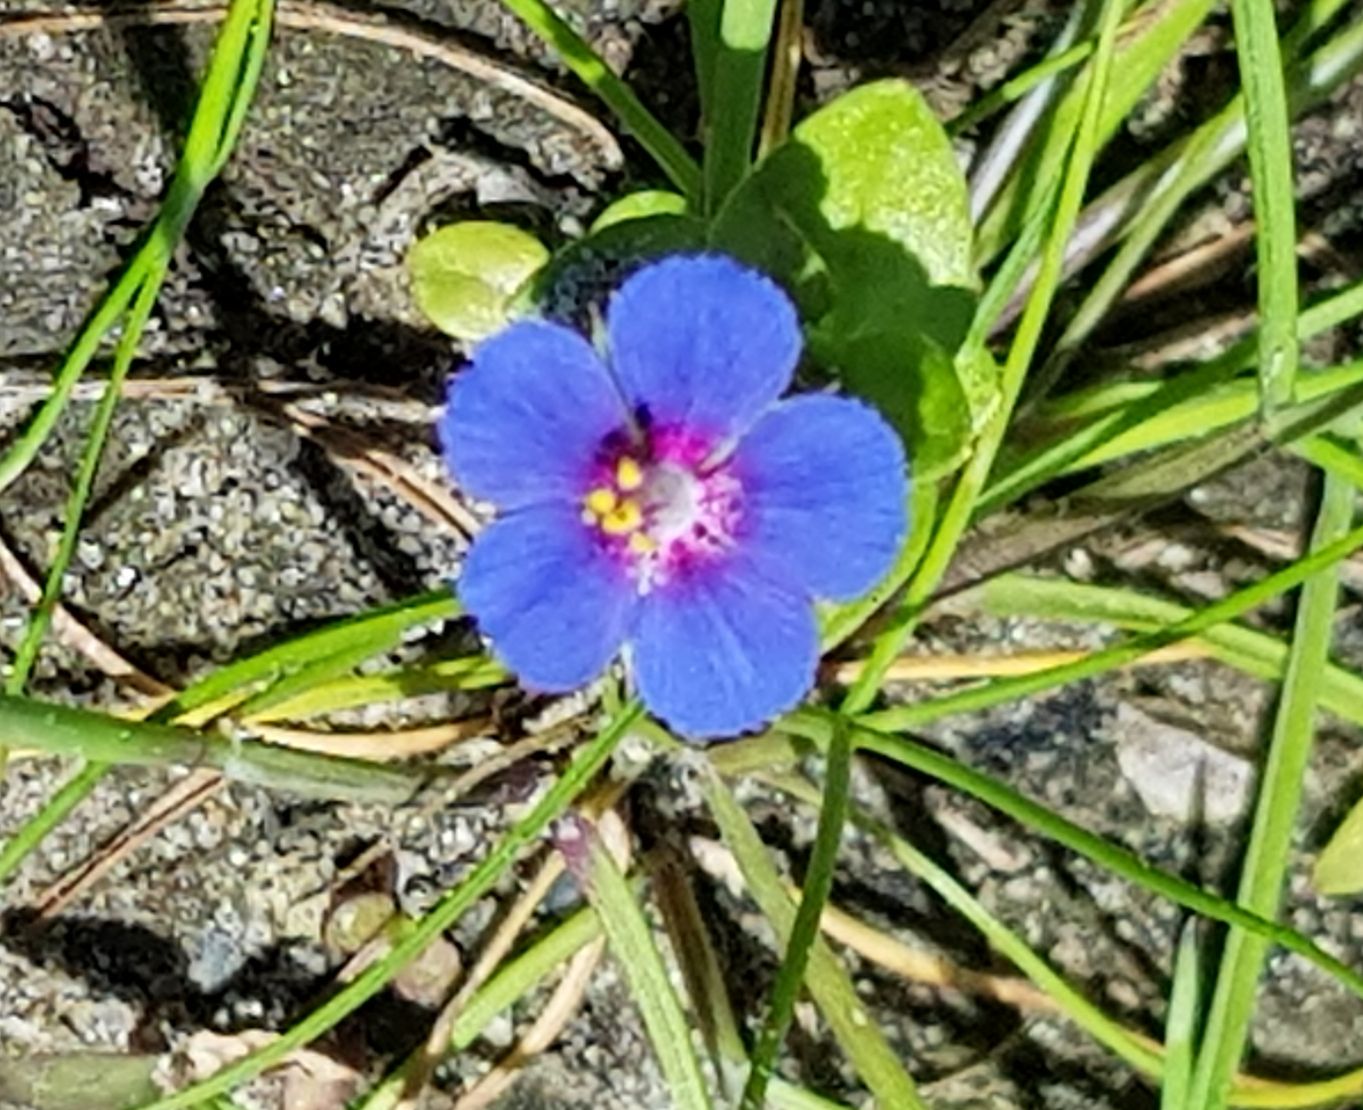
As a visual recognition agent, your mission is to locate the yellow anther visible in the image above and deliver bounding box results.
[628,532,657,555]
[600,499,643,535]
[615,456,644,492]
[583,487,618,517]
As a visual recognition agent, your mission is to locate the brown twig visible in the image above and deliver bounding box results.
[279,403,482,541]
[0,1,622,170]
[0,532,173,698]
[832,641,1212,685]
[447,809,630,1110]
[248,718,492,761]
[30,769,224,919]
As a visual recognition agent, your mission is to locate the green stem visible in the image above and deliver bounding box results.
[1189,471,1354,1108]
[0,695,425,803]
[739,721,851,1109]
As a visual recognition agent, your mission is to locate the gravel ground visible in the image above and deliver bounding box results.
[3,1,1363,1108]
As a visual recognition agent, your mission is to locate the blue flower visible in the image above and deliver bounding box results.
[439,254,909,739]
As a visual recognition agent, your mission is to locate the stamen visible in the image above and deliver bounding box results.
[615,456,644,492]
[628,532,657,555]
[583,487,618,517]
[601,499,643,535]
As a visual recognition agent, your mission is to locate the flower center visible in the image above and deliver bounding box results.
[580,432,742,592]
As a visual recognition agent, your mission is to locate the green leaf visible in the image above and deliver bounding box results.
[560,816,714,1110]
[590,190,689,233]
[711,79,981,470]
[1315,794,1363,894]
[533,214,706,319]
[408,221,549,341]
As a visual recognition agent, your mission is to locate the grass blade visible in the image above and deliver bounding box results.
[0,0,269,500]
[777,709,1363,1001]
[971,573,1363,728]
[560,815,713,1110]
[1229,0,1300,424]
[165,590,459,716]
[740,721,852,1109]
[760,770,1164,1079]
[1188,470,1355,1109]
[0,695,425,803]
[1162,923,1202,1110]
[862,520,1363,734]
[702,767,926,1108]
[493,0,701,205]
[702,0,780,212]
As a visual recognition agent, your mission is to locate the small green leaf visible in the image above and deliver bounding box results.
[590,190,689,233]
[711,79,982,471]
[1315,794,1363,894]
[809,325,970,479]
[533,214,706,320]
[408,221,549,341]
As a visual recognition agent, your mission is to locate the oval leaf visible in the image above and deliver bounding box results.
[1315,795,1363,895]
[590,190,689,234]
[408,221,549,342]
[712,79,983,472]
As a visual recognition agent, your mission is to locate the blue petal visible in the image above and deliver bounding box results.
[733,394,908,600]
[631,554,817,739]
[440,321,626,510]
[607,255,800,444]
[461,505,635,691]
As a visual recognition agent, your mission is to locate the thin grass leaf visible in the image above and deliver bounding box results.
[1162,923,1202,1110]
[840,0,1124,713]
[1292,433,1363,491]
[5,0,274,708]
[775,709,1363,1001]
[0,761,107,887]
[702,0,780,211]
[652,852,747,1096]
[864,519,1363,737]
[493,0,701,205]
[1229,0,1300,423]
[950,38,1092,136]
[0,590,460,889]
[984,359,1363,513]
[701,767,926,1108]
[0,695,425,803]
[1038,276,1363,426]
[740,721,851,1109]
[757,0,804,155]
[0,0,269,501]
[1188,470,1355,1110]
[1029,0,1349,393]
[559,815,713,1110]
[688,0,720,126]
[1021,5,1363,327]
[243,656,508,724]
[976,0,1215,263]
[760,770,1164,1080]
[134,702,639,1110]
[7,275,165,701]
[166,590,459,716]
[970,573,1363,728]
